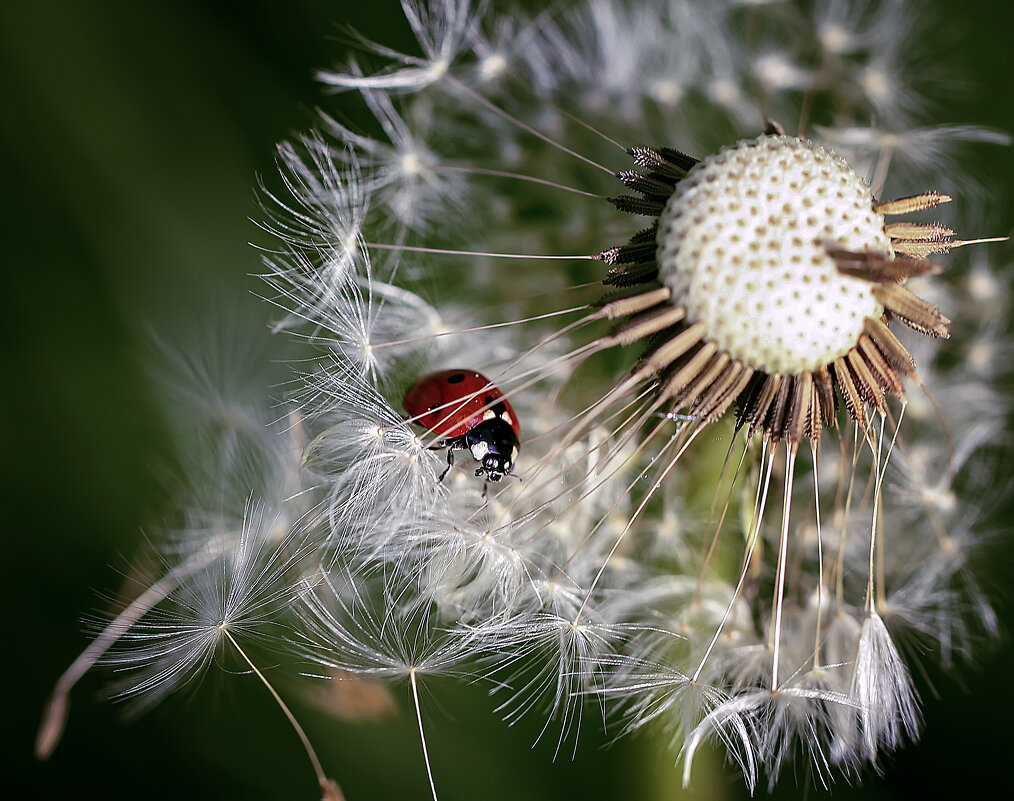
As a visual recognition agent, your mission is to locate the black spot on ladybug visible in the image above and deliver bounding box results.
[447,373,466,384]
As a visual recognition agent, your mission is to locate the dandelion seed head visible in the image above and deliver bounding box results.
[657,134,889,375]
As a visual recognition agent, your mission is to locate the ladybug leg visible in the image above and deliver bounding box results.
[437,447,455,483]
[437,437,465,483]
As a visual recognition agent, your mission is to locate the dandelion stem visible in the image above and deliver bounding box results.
[866,409,904,613]
[499,384,657,536]
[439,164,602,198]
[864,419,885,612]
[463,345,647,516]
[573,423,700,624]
[448,77,615,176]
[916,379,954,461]
[811,442,825,671]
[871,144,894,198]
[796,80,818,138]
[363,241,596,261]
[770,441,798,690]
[409,668,439,801]
[693,447,775,682]
[694,433,750,601]
[37,551,212,759]
[540,100,629,153]
[834,424,862,605]
[219,626,334,796]
[548,406,672,564]
[373,304,591,351]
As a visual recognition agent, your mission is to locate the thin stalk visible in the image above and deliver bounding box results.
[811,442,825,672]
[693,447,775,682]
[769,441,798,690]
[409,668,439,801]
[37,550,213,758]
[219,627,334,796]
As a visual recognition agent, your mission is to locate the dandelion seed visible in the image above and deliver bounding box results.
[100,503,311,706]
[317,0,478,93]
[298,569,487,801]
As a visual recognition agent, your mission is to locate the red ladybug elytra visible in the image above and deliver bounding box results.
[403,369,520,482]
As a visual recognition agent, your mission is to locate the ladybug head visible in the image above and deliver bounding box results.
[464,418,520,482]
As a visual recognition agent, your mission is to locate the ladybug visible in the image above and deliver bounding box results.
[403,369,521,483]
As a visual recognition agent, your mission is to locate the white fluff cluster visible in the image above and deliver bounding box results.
[48,1,1010,797]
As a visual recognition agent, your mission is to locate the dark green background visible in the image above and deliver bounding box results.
[4,1,1013,798]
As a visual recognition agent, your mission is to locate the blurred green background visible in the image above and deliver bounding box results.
[4,1,1013,798]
